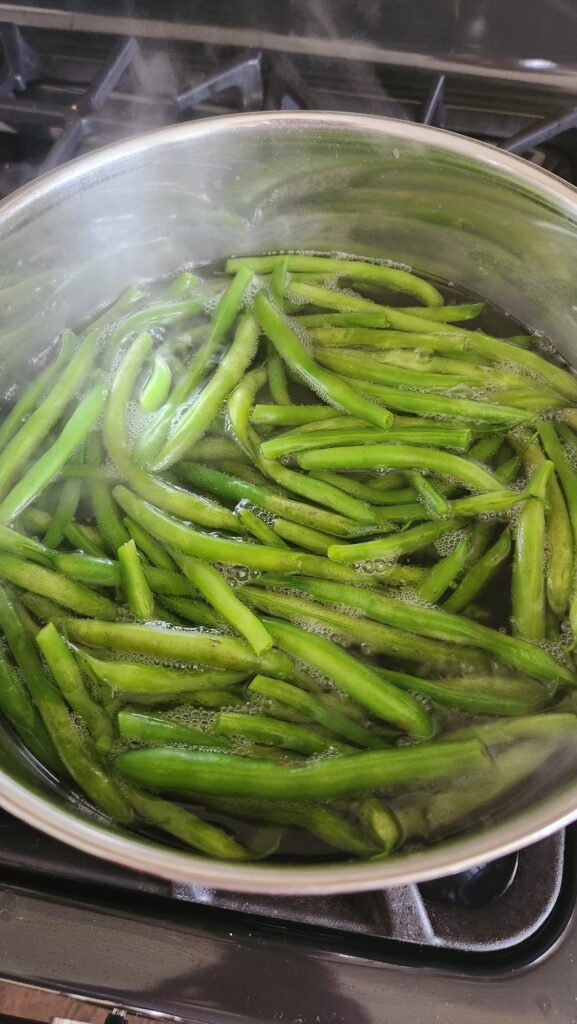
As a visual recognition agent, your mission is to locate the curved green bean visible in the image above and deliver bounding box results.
[139,353,172,413]
[511,461,553,640]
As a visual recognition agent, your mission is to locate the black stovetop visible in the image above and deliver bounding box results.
[2,13,577,1023]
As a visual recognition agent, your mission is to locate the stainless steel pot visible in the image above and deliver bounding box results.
[2,111,577,894]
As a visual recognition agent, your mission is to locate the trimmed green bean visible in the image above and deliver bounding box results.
[0,552,117,619]
[298,445,504,492]
[313,346,497,392]
[77,650,246,696]
[309,471,415,506]
[511,461,553,641]
[215,712,353,756]
[118,710,230,749]
[115,738,488,800]
[0,330,75,450]
[262,617,433,739]
[36,622,114,752]
[351,378,531,425]
[65,618,295,679]
[260,425,472,460]
[380,666,547,716]
[123,516,177,570]
[139,353,172,413]
[118,538,155,620]
[420,537,470,604]
[237,506,288,548]
[0,524,52,567]
[408,471,450,518]
[280,576,575,687]
[328,518,464,564]
[0,380,107,525]
[443,528,512,614]
[251,404,339,428]
[249,675,383,748]
[253,292,394,430]
[43,445,84,548]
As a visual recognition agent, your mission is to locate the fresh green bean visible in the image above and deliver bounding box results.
[36,622,114,752]
[64,522,107,557]
[115,738,487,800]
[538,423,577,633]
[176,461,370,538]
[43,445,84,548]
[0,524,52,567]
[228,254,444,305]
[328,518,464,564]
[237,506,288,548]
[382,666,547,716]
[262,617,433,738]
[280,576,575,687]
[309,471,415,506]
[158,596,223,628]
[305,325,469,351]
[152,314,258,471]
[351,378,531,425]
[118,538,155,621]
[77,649,246,696]
[298,444,504,492]
[139,353,172,413]
[113,486,303,572]
[272,517,335,555]
[86,432,130,553]
[118,710,230,749]
[267,340,292,405]
[123,516,177,570]
[260,425,472,460]
[313,347,499,392]
[174,551,273,655]
[0,643,55,762]
[443,528,512,614]
[251,404,340,428]
[407,471,451,518]
[511,461,553,641]
[0,331,75,450]
[0,552,118,619]
[419,536,470,604]
[65,618,295,678]
[215,712,353,756]
[0,334,95,499]
[249,675,383,748]
[0,380,107,525]
[253,292,394,430]
[0,586,131,819]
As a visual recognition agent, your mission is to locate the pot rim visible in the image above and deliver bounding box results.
[2,109,577,894]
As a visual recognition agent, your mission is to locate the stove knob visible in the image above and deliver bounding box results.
[420,852,519,909]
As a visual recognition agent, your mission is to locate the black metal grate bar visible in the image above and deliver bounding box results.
[422,72,445,126]
[501,104,577,154]
[177,50,264,112]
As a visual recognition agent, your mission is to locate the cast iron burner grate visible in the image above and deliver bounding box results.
[3,22,577,198]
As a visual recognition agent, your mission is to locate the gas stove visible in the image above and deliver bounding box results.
[1,6,577,1023]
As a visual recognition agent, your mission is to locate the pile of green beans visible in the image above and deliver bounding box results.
[1,252,576,865]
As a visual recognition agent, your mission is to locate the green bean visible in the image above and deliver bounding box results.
[511,434,573,618]
[237,506,288,548]
[0,380,107,526]
[65,618,295,679]
[256,439,378,524]
[260,425,472,461]
[0,552,117,620]
[123,516,177,570]
[418,536,470,604]
[229,254,444,305]
[152,314,258,471]
[159,596,223,628]
[77,649,246,697]
[443,528,511,614]
[356,797,399,851]
[176,461,369,538]
[51,552,194,597]
[215,712,353,756]
[19,592,68,629]
[351,378,531,425]
[108,296,202,350]
[139,353,172,413]
[281,576,575,687]
[0,586,131,819]
[115,737,487,800]
[305,325,469,351]
[134,269,253,465]
[43,445,84,548]
[227,366,268,458]
[407,471,450,519]
[511,461,553,641]
[0,333,95,500]
[118,709,230,749]
[480,386,564,412]
[113,486,303,572]
[64,522,107,557]
[381,666,547,716]
[267,340,292,405]
[298,445,504,492]
[262,617,432,738]
[371,306,577,403]
[272,517,335,555]
[313,347,497,392]
[445,712,577,746]
[251,404,339,428]
[0,643,56,763]
[253,292,394,430]
[0,524,52,567]
[0,331,75,450]
[349,348,526,388]
[297,305,483,329]
[174,551,273,655]
[36,622,114,752]
[248,675,383,748]
[538,423,577,633]
[117,538,155,621]
[86,432,129,553]
[191,439,245,462]
[309,471,415,506]
[328,518,464,564]
[240,582,485,674]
